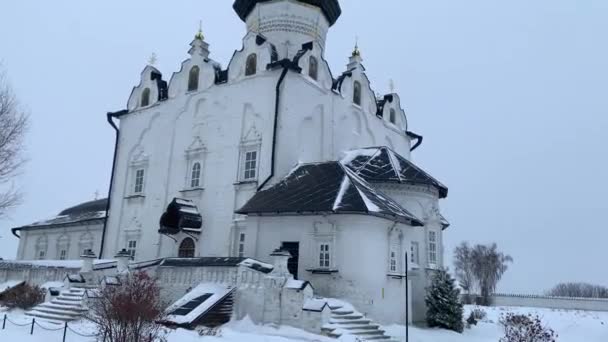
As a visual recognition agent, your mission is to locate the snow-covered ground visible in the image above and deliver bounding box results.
[1,305,607,341]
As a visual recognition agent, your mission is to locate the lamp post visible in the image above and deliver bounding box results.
[405,252,409,342]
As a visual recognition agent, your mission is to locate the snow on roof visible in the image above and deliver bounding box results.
[40,281,64,289]
[239,259,274,273]
[284,279,310,290]
[164,283,233,325]
[303,298,328,312]
[0,259,115,269]
[0,280,24,294]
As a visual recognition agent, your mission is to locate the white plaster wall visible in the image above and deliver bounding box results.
[248,214,424,324]
[16,223,103,261]
[490,294,608,312]
[104,23,415,263]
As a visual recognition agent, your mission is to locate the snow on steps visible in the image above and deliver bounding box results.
[322,301,398,342]
[26,287,88,323]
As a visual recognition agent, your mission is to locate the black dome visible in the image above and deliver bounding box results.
[233,0,342,26]
[59,198,108,216]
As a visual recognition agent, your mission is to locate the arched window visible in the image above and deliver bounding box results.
[245,53,257,76]
[141,88,151,107]
[188,66,200,91]
[389,109,396,124]
[309,56,318,80]
[190,162,201,188]
[353,81,362,106]
[178,238,196,258]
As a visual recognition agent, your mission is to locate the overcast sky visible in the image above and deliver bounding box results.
[1,0,607,294]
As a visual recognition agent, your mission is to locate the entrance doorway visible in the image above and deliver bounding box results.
[281,242,300,279]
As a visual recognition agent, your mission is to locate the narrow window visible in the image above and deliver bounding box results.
[390,251,397,272]
[353,81,362,106]
[188,66,200,91]
[141,88,151,107]
[245,53,257,76]
[319,243,330,268]
[243,151,258,180]
[428,231,437,265]
[410,242,419,265]
[127,240,137,260]
[190,162,201,188]
[238,233,246,258]
[38,250,46,260]
[60,250,67,260]
[178,238,195,258]
[134,169,145,194]
[309,56,318,80]
[390,109,396,124]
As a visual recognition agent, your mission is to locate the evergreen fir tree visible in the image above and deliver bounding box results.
[425,268,465,333]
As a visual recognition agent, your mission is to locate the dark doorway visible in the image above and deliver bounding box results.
[281,242,300,279]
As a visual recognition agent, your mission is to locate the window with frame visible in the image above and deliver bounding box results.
[353,81,362,106]
[243,150,258,181]
[389,109,396,124]
[178,238,195,258]
[134,168,145,194]
[188,65,200,91]
[245,53,257,76]
[141,88,151,107]
[309,56,318,80]
[410,242,419,265]
[319,243,330,268]
[389,250,397,272]
[190,162,202,188]
[238,233,245,258]
[428,231,437,265]
[127,240,137,260]
[38,250,46,260]
[59,250,67,260]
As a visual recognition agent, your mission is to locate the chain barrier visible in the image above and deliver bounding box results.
[66,324,99,338]
[1,313,98,340]
[34,320,65,331]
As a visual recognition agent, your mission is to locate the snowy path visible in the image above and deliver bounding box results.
[1,305,607,341]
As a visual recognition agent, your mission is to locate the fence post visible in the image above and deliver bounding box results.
[149,333,153,341]
[63,322,67,342]
[2,314,5,330]
[30,318,35,335]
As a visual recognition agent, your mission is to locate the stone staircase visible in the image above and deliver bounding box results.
[25,287,88,323]
[322,303,398,341]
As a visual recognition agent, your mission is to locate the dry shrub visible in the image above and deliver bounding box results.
[0,283,45,310]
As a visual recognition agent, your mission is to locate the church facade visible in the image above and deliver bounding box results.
[11,0,450,324]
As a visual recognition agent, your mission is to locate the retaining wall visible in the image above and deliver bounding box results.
[489,293,608,312]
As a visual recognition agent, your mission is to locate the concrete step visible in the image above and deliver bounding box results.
[331,314,364,320]
[44,302,86,311]
[25,310,77,322]
[53,299,83,305]
[34,306,84,317]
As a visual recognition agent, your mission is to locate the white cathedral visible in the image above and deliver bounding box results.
[9,0,450,327]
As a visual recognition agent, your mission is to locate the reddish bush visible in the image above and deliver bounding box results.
[87,272,167,342]
[499,313,557,342]
[0,283,45,309]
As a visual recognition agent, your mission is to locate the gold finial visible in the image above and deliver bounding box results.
[389,79,395,93]
[195,20,204,40]
[148,52,157,66]
[352,36,361,57]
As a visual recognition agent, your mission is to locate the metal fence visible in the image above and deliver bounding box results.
[0,314,98,341]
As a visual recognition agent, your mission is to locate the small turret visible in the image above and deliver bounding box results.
[189,21,210,59]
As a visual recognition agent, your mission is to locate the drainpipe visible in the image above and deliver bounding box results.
[406,131,423,152]
[99,110,127,258]
[257,63,290,191]
[257,44,312,191]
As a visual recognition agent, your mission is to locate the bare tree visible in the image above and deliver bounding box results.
[470,243,513,305]
[547,282,608,298]
[87,272,167,342]
[453,242,475,303]
[0,65,28,217]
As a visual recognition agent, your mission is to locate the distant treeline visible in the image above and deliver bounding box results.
[547,282,608,298]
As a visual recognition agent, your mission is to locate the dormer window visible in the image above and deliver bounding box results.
[309,56,318,80]
[245,53,257,76]
[389,109,396,124]
[141,88,151,107]
[353,81,362,106]
[188,66,200,91]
